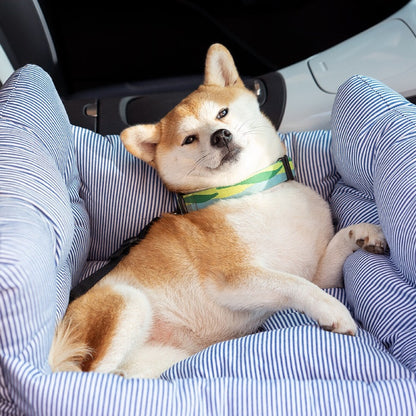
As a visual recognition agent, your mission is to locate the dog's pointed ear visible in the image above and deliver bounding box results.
[120,124,160,167]
[204,43,244,88]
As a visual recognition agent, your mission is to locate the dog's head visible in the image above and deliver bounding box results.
[121,43,285,193]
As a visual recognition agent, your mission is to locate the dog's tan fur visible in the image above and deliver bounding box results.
[49,44,386,378]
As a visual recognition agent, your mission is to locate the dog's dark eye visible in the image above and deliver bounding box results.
[217,108,228,119]
[182,135,197,145]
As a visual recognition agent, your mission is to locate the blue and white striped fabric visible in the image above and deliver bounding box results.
[279,129,340,201]
[72,126,177,283]
[0,66,415,415]
[331,74,416,374]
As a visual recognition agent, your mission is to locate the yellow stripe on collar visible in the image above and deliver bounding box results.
[178,155,295,213]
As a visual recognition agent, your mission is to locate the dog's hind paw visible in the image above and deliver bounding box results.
[320,319,356,336]
[349,223,387,254]
[313,295,357,336]
[318,310,357,336]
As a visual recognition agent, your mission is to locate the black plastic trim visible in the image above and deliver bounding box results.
[0,0,65,93]
[256,71,286,130]
[63,72,286,136]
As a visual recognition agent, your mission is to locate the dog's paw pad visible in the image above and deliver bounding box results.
[362,240,387,254]
[318,310,357,336]
[320,320,357,336]
[320,323,336,332]
[349,224,387,255]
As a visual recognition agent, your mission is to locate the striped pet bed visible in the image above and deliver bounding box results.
[0,65,415,415]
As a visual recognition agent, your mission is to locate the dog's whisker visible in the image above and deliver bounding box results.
[186,153,211,176]
[235,119,272,137]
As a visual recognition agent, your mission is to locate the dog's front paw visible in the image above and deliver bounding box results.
[348,223,387,254]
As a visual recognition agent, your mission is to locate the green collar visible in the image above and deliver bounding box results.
[177,155,295,213]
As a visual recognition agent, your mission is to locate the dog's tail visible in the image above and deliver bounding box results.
[48,317,92,372]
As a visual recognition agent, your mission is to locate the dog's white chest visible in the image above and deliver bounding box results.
[223,181,333,279]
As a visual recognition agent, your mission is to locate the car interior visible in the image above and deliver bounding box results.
[0,0,412,135]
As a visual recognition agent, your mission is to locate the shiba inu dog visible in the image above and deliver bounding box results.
[49,43,386,378]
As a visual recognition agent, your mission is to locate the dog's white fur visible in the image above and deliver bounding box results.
[49,44,386,378]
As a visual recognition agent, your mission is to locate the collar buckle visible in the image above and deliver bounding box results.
[278,155,295,181]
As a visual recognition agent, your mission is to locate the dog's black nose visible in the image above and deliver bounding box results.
[210,129,233,148]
